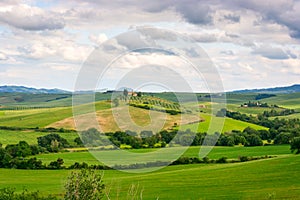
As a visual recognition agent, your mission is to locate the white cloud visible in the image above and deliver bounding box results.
[0,0,299,91]
[0,4,65,31]
[89,33,108,45]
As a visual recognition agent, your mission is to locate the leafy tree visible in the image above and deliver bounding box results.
[0,148,12,168]
[245,134,263,146]
[140,130,153,138]
[243,127,258,135]
[74,137,83,146]
[64,169,105,200]
[5,141,32,158]
[48,158,64,169]
[123,89,128,101]
[274,132,291,144]
[80,128,108,147]
[37,133,69,152]
[216,108,226,117]
[290,137,300,154]
[112,98,119,107]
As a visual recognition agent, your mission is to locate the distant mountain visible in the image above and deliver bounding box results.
[233,84,300,94]
[0,85,70,94]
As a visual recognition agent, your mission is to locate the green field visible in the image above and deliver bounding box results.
[263,93,300,110]
[0,101,111,128]
[33,145,290,166]
[1,155,299,199]
[0,91,300,199]
[183,113,267,133]
[271,112,300,119]
[226,104,285,115]
[0,129,78,146]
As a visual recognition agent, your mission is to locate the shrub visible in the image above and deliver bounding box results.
[64,169,105,200]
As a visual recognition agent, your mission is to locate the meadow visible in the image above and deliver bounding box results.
[0,92,300,199]
[0,129,78,147]
[183,113,267,133]
[1,155,299,199]
[33,145,290,166]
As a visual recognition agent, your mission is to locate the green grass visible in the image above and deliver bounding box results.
[0,107,73,128]
[271,112,300,119]
[264,92,300,110]
[0,101,111,128]
[183,113,267,133]
[225,93,258,104]
[1,155,300,199]
[226,104,284,115]
[0,129,78,146]
[0,92,114,108]
[33,145,290,166]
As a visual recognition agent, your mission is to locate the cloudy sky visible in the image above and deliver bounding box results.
[0,0,299,92]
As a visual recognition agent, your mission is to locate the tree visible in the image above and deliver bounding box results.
[216,108,226,117]
[5,141,32,158]
[64,169,105,200]
[140,130,153,138]
[123,89,128,100]
[112,98,119,107]
[0,148,12,168]
[245,134,263,146]
[290,137,300,154]
[48,158,64,169]
[274,132,291,144]
[37,133,69,152]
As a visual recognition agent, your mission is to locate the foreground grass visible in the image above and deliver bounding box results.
[0,155,299,199]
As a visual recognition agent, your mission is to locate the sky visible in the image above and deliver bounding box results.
[0,0,299,92]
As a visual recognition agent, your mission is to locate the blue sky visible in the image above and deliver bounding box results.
[0,0,299,92]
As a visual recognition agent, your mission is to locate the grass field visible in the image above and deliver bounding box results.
[0,92,300,199]
[226,104,285,115]
[271,112,300,119]
[49,104,199,132]
[0,101,111,128]
[1,155,299,199]
[264,93,300,110]
[183,113,267,133]
[33,145,290,166]
[0,129,78,146]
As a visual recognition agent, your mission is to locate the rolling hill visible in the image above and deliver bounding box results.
[0,85,70,94]
[233,84,300,94]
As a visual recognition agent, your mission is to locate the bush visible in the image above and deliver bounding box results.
[37,133,69,152]
[291,137,300,154]
[64,169,105,200]
[0,187,57,200]
[238,156,249,162]
[216,157,228,163]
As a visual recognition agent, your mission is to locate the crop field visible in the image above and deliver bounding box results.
[1,155,299,199]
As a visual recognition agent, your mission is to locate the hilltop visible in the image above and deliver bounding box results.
[233,84,300,94]
[0,85,70,94]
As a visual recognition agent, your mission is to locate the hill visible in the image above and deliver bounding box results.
[233,84,300,94]
[0,85,70,94]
